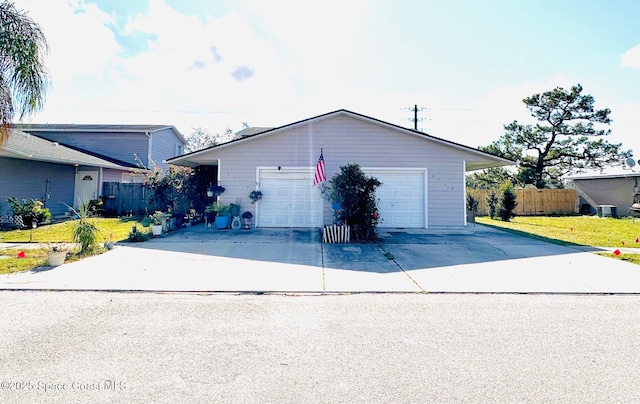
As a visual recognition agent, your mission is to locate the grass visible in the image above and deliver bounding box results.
[476,215,640,265]
[0,217,144,243]
[0,217,147,274]
[476,215,640,248]
[0,248,49,274]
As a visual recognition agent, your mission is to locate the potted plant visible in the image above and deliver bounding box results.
[213,202,230,229]
[229,203,241,217]
[241,211,253,229]
[211,183,226,197]
[249,190,262,204]
[204,205,217,227]
[150,211,165,237]
[47,244,68,266]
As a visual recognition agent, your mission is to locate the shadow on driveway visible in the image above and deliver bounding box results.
[124,223,596,273]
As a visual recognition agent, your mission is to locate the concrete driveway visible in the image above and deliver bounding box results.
[1,224,639,293]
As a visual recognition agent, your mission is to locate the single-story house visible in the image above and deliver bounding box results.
[167,109,513,229]
[1,124,186,219]
[568,168,640,215]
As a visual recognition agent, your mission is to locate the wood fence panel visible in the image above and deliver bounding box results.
[467,188,577,216]
[102,182,150,216]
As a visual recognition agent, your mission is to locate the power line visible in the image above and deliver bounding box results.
[402,104,429,131]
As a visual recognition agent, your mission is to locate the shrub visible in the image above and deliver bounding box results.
[70,201,100,255]
[7,197,51,226]
[499,181,518,222]
[327,163,381,241]
[487,190,499,219]
[466,194,478,214]
[128,225,152,242]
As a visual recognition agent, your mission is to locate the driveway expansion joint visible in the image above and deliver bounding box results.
[377,242,427,293]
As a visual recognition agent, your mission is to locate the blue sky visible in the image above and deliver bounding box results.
[12,0,640,158]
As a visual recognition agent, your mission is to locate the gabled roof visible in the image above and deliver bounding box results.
[167,109,513,170]
[0,129,135,169]
[13,123,187,144]
[235,127,274,137]
[566,167,640,180]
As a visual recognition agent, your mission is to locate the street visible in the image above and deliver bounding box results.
[1,291,639,403]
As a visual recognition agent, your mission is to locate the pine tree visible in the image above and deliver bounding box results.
[499,182,517,222]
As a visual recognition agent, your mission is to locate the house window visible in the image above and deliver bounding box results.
[175,144,184,155]
[122,173,145,183]
[82,175,93,181]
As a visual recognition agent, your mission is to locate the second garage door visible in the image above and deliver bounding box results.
[365,169,426,228]
[257,169,324,227]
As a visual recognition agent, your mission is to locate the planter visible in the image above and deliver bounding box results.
[206,191,214,198]
[173,214,184,228]
[229,204,241,217]
[47,251,67,266]
[214,215,230,229]
[151,224,163,237]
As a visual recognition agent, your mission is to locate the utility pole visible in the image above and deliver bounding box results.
[403,104,427,131]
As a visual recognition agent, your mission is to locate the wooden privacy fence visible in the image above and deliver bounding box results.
[467,188,578,216]
[102,182,150,216]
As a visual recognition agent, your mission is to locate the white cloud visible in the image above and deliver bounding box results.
[11,0,301,136]
[621,44,640,68]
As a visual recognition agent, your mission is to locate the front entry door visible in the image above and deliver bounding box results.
[74,171,98,207]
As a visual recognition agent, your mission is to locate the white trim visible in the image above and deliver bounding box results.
[256,166,324,228]
[463,161,467,226]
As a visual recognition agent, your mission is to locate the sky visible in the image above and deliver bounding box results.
[10,0,640,158]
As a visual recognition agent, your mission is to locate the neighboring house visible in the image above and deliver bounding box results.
[0,129,134,217]
[1,124,186,219]
[568,168,640,215]
[15,124,186,174]
[167,109,513,229]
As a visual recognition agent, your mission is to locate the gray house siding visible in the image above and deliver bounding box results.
[30,131,150,169]
[0,157,75,217]
[195,115,468,227]
[151,127,185,172]
[571,176,637,214]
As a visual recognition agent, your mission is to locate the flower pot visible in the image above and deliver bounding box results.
[214,215,230,229]
[47,251,67,266]
[207,191,214,197]
[151,224,163,237]
[230,204,241,217]
[242,217,252,229]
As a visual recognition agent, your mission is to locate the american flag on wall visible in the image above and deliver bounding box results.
[313,149,327,186]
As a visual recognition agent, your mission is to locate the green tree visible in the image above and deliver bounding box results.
[185,127,239,152]
[486,190,499,219]
[499,181,517,222]
[0,1,49,145]
[327,163,381,241]
[466,167,516,189]
[481,84,631,188]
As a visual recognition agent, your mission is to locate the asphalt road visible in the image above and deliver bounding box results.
[1,291,639,403]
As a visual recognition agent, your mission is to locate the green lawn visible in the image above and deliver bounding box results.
[476,215,640,265]
[0,217,143,243]
[0,217,146,274]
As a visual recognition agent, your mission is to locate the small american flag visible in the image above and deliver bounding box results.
[313,149,326,186]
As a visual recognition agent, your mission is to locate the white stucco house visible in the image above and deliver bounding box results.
[167,109,513,229]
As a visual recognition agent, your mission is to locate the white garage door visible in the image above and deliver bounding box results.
[365,169,426,228]
[258,169,324,227]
